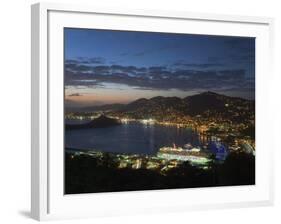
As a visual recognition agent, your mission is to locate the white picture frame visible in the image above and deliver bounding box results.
[31,2,274,221]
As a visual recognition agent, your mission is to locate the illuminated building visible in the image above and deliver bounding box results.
[157,147,210,165]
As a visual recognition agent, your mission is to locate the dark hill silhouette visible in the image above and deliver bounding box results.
[125,96,184,111]
[184,91,247,116]
[121,96,187,120]
[65,115,121,130]
[65,92,254,121]
[119,92,254,119]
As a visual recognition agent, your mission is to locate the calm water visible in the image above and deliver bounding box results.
[65,122,203,155]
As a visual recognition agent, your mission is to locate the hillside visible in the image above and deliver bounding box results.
[66,92,254,122]
[116,92,254,121]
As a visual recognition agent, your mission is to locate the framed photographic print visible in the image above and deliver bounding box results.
[31,2,274,221]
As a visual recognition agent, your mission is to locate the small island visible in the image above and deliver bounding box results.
[65,115,121,130]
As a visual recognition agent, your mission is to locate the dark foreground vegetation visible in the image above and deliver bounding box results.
[65,152,255,194]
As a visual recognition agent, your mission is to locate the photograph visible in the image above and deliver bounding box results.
[64,28,256,194]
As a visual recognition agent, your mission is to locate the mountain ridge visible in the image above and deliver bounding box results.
[65,92,254,120]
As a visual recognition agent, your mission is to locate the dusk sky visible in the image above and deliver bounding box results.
[64,28,255,108]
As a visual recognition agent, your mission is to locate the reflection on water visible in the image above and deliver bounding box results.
[65,122,202,155]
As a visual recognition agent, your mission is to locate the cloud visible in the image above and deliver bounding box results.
[67,93,83,97]
[228,52,255,63]
[173,61,224,69]
[65,57,105,65]
[64,59,253,94]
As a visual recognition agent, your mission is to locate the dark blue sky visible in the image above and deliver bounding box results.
[64,28,255,107]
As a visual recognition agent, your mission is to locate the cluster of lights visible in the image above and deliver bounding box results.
[141,118,155,125]
[157,152,210,165]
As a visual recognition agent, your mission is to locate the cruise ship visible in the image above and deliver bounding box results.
[157,144,210,165]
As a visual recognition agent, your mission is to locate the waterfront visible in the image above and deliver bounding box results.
[64,101,255,193]
[65,121,203,155]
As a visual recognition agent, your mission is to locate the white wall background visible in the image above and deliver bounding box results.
[0,0,280,223]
